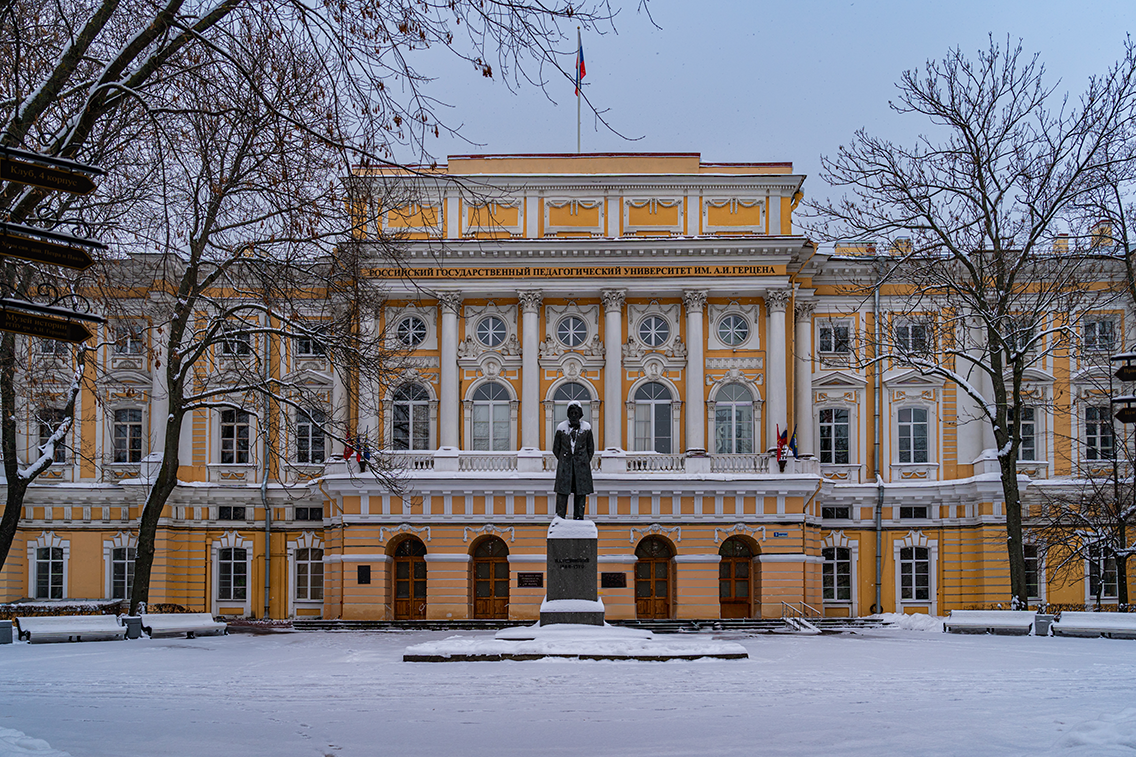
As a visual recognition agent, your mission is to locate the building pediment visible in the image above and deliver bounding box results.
[812,370,867,389]
[882,368,946,388]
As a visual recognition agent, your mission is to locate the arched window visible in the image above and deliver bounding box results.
[714,384,754,454]
[552,383,593,429]
[472,382,511,451]
[392,384,430,451]
[633,382,672,453]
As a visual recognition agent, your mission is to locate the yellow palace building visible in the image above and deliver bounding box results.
[1,152,1128,621]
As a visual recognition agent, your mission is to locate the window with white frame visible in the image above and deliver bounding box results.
[716,314,749,347]
[35,546,64,599]
[475,316,507,348]
[295,547,324,601]
[39,338,67,355]
[556,316,588,348]
[471,382,511,451]
[819,321,851,354]
[1085,405,1114,460]
[1083,317,1116,353]
[1024,543,1041,601]
[111,546,135,600]
[36,407,68,464]
[296,408,326,463]
[220,331,252,356]
[112,408,143,463]
[899,545,931,601]
[1005,317,1035,355]
[218,547,248,601]
[113,323,144,355]
[714,384,754,454]
[637,315,670,348]
[822,546,851,601]
[295,325,327,357]
[895,322,930,355]
[392,384,430,451]
[396,316,427,349]
[552,383,593,429]
[1088,544,1118,601]
[220,409,251,464]
[818,407,850,464]
[633,382,672,453]
[897,407,929,463]
[1011,406,1037,461]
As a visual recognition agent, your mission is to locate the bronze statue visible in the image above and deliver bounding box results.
[552,401,594,519]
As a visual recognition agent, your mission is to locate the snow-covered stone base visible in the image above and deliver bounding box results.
[403,623,748,662]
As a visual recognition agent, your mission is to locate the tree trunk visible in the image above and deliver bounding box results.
[128,405,184,616]
[0,331,29,573]
[999,454,1028,609]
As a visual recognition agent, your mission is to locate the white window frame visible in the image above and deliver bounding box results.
[1024,542,1045,604]
[1085,543,1119,605]
[111,407,145,464]
[389,383,433,451]
[630,380,677,453]
[219,408,253,465]
[1083,403,1115,462]
[112,322,145,355]
[894,320,931,356]
[211,531,253,616]
[296,407,327,464]
[818,320,851,355]
[219,331,252,357]
[893,530,937,615]
[818,406,852,465]
[822,531,859,610]
[711,383,755,454]
[1082,316,1118,354]
[287,531,325,618]
[103,531,138,600]
[545,380,596,445]
[463,380,516,452]
[27,532,69,600]
[897,406,930,464]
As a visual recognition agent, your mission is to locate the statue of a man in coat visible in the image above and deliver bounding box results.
[552,400,595,520]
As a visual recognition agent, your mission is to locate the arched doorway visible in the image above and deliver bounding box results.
[472,537,510,619]
[392,537,427,620]
[635,536,674,619]
[719,537,756,618]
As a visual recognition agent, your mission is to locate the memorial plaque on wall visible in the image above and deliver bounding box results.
[517,572,544,588]
[601,572,627,588]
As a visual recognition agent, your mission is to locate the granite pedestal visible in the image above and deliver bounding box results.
[540,517,605,626]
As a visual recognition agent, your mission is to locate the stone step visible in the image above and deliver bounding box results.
[293,617,885,633]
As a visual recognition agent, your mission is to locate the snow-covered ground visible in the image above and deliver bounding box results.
[2,621,1135,756]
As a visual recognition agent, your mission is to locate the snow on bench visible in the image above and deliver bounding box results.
[140,613,227,639]
[14,614,126,643]
[1051,611,1136,639]
[943,610,1036,636]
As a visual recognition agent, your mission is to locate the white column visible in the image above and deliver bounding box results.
[794,301,816,457]
[683,290,707,453]
[765,289,791,451]
[602,289,625,450]
[519,291,542,449]
[439,293,461,449]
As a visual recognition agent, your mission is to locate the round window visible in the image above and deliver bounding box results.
[396,316,427,348]
[717,314,749,346]
[557,316,588,347]
[476,315,507,347]
[638,315,670,347]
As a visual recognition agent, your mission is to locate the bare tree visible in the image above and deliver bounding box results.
[809,37,1136,608]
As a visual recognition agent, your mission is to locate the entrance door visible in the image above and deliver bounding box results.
[472,537,510,619]
[392,538,427,619]
[635,536,673,619]
[719,537,754,618]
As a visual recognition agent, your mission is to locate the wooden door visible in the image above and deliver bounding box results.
[719,537,753,619]
[472,537,510,619]
[635,537,673,619]
[392,538,427,619]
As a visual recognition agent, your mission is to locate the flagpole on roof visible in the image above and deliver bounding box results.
[576,27,582,154]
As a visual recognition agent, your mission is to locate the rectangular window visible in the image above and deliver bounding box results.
[35,547,64,599]
[296,547,324,601]
[1015,407,1037,462]
[821,506,851,519]
[1084,318,1116,353]
[900,505,929,519]
[218,547,247,601]
[357,565,371,585]
[112,546,136,600]
[895,322,929,354]
[818,408,850,464]
[112,408,143,463]
[39,338,67,355]
[1024,544,1040,601]
[295,507,323,521]
[295,327,326,357]
[113,323,144,355]
[220,409,251,464]
[1088,545,1118,600]
[898,407,929,463]
[1005,317,1034,355]
[220,332,252,356]
[393,402,430,451]
[297,409,326,464]
[472,402,510,451]
[822,546,852,601]
[218,506,247,521]
[1085,406,1114,460]
[37,408,68,464]
[899,546,930,601]
[819,322,851,354]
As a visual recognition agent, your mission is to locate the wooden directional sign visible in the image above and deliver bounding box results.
[1116,406,1136,424]
[0,147,100,195]
[0,306,92,343]
[0,224,98,270]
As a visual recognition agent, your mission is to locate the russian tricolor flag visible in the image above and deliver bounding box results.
[575,30,586,96]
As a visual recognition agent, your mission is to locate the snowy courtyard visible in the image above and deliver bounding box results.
[2,619,1136,757]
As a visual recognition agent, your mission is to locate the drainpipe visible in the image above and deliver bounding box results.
[873,259,884,614]
[262,436,271,620]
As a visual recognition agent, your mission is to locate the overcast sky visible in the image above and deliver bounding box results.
[401,0,1136,214]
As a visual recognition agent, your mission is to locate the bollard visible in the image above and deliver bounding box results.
[0,620,12,644]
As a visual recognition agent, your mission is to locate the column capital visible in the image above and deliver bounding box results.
[765,289,792,313]
[601,289,626,312]
[438,292,462,314]
[682,290,707,312]
[518,291,543,314]
[794,300,816,322]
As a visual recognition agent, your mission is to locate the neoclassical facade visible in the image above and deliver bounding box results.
[1,152,1129,620]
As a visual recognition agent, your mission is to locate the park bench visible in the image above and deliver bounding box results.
[943,610,1035,636]
[1050,611,1136,639]
[14,614,126,643]
[140,612,227,639]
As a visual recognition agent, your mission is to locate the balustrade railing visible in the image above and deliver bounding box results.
[710,453,771,474]
[457,452,518,472]
[625,453,686,472]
